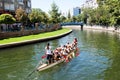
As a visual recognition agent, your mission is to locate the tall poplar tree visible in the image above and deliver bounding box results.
[49,2,61,23]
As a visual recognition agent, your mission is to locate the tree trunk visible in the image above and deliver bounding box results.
[81,24,83,31]
[21,25,24,31]
[35,23,39,30]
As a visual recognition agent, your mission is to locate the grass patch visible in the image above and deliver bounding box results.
[0,28,71,44]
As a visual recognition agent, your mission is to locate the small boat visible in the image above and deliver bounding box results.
[37,49,79,72]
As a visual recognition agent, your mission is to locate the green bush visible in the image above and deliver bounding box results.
[0,14,16,24]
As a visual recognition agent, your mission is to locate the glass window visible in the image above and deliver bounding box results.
[11,0,15,2]
[26,8,28,13]
[4,3,15,10]
[27,1,31,7]
[18,0,23,5]
[18,0,23,2]
[0,2,3,7]
[9,4,15,10]
[4,3,9,10]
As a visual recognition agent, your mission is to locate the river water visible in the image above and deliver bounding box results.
[0,29,120,80]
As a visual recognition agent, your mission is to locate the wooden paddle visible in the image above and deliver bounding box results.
[41,55,46,59]
[25,56,44,79]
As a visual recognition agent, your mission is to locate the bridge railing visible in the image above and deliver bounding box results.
[60,22,84,26]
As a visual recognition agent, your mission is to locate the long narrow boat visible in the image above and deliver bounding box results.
[37,49,78,72]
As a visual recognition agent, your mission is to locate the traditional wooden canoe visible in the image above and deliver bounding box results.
[37,48,79,72]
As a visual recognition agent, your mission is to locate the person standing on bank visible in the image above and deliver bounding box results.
[80,22,84,31]
[45,43,53,64]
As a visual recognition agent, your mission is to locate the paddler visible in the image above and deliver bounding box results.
[45,43,53,64]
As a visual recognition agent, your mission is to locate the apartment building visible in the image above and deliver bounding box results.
[73,7,81,16]
[0,0,31,15]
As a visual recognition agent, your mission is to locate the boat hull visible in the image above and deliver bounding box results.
[37,48,79,72]
[37,59,65,71]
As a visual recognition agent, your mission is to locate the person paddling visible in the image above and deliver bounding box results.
[45,43,53,64]
[73,38,78,46]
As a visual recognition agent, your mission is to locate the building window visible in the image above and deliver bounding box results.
[18,0,23,2]
[11,0,15,2]
[18,0,23,4]
[73,7,81,16]
[4,3,9,10]
[4,3,15,10]
[25,8,31,13]
[27,1,31,7]
[0,2,3,7]
[9,4,15,10]
[26,8,28,13]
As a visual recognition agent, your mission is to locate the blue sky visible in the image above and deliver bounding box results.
[31,0,86,15]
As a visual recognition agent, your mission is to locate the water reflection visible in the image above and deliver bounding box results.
[0,29,120,80]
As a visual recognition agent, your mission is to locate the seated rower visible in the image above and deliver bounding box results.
[62,49,68,58]
[73,38,78,46]
[53,48,62,61]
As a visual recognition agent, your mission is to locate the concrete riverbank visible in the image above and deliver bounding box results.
[63,25,120,33]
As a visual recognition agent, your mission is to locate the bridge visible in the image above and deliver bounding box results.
[60,22,84,26]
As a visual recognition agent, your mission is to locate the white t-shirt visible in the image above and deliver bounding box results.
[46,49,52,55]
[45,46,52,55]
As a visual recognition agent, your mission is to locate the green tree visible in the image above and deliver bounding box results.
[15,8,28,31]
[105,0,120,26]
[0,14,16,32]
[67,10,71,20]
[60,15,66,23]
[29,8,43,23]
[96,0,120,27]
[15,8,28,24]
[41,12,49,24]
[76,14,82,22]
[72,16,77,22]
[0,14,16,24]
[49,2,61,23]
[81,8,89,24]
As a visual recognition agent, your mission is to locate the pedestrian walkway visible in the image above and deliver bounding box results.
[63,25,120,34]
[84,25,120,33]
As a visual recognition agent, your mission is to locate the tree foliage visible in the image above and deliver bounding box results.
[60,15,66,23]
[67,10,71,20]
[49,2,61,23]
[0,14,16,24]
[41,12,49,24]
[15,8,28,23]
[29,8,43,23]
[80,0,120,27]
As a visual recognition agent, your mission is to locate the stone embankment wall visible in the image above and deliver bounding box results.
[0,24,61,39]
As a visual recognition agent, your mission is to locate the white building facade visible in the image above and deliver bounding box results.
[82,0,98,8]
